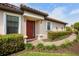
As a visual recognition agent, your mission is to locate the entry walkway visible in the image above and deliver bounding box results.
[30,34,76,46]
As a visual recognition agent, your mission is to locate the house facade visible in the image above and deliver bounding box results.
[0,3,67,40]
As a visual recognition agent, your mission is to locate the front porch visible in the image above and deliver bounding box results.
[22,10,48,41]
[24,16,46,41]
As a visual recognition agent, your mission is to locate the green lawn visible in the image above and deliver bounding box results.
[15,51,79,56]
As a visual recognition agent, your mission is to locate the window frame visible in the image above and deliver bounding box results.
[47,21,51,31]
[3,12,21,34]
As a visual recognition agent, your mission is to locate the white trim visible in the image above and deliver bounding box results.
[23,11,44,20]
[18,16,21,34]
[3,12,21,34]
[3,12,6,34]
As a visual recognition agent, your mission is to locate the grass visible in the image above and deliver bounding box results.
[15,51,79,56]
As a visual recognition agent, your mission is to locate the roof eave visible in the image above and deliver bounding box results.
[0,3,23,15]
[45,17,67,25]
[20,4,48,17]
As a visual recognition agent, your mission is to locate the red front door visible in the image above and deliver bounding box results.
[27,20,35,39]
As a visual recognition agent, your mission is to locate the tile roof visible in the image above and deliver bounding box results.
[0,3,23,14]
[45,17,67,25]
[20,4,48,16]
[0,3,67,24]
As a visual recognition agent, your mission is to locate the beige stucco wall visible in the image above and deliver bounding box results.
[0,10,4,34]
[21,16,26,36]
[35,21,40,35]
[37,20,66,40]
[36,20,47,40]
[50,21,65,31]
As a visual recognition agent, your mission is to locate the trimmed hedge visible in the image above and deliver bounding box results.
[48,31,72,40]
[0,34,25,56]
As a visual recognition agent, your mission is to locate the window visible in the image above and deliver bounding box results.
[47,22,51,30]
[6,15,19,34]
[56,27,58,29]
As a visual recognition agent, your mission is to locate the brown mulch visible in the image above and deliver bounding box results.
[50,42,79,54]
[67,42,79,54]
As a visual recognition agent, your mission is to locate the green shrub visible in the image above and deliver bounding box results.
[65,26,72,32]
[48,31,72,40]
[45,45,53,50]
[74,30,78,35]
[77,34,79,39]
[51,45,58,50]
[74,39,78,42]
[26,43,34,50]
[60,44,67,48]
[0,34,25,56]
[36,43,44,50]
[74,34,79,42]
[45,45,57,50]
[74,38,79,42]
[60,40,72,48]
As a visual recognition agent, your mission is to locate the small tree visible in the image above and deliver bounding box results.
[74,22,79,34]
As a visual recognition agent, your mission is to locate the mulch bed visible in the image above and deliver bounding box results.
[30,41,79,54]
[49,42,79,54]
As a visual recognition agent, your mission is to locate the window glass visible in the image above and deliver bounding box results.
[47,22,51,30]
[56,27,58,29]
[6,15,19,34]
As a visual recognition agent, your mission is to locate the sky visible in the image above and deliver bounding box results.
[27,3,79,26]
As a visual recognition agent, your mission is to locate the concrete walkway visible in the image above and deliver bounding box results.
[30,34,76,46]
